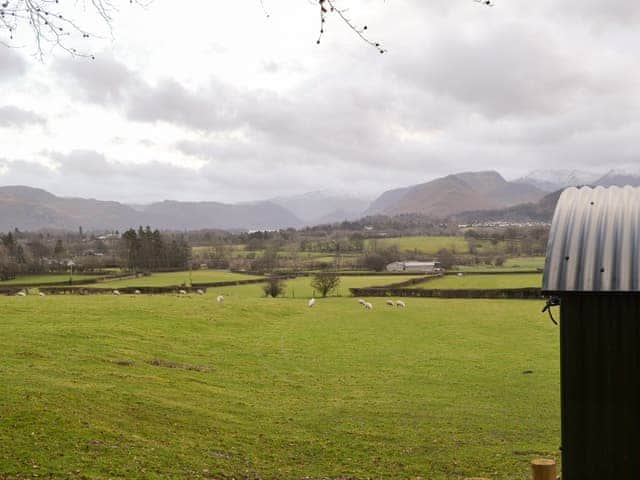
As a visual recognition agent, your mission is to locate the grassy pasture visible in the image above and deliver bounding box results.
[204,275,421,299]
[82,270,264,288]
[0,294,559,479]
[456,257,545,273]
[504,256,545,269]
[366,236,470,254]
[412,273,543,290]
[0,273,103,285]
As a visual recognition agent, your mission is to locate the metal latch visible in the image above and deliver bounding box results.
[542,296,560,325]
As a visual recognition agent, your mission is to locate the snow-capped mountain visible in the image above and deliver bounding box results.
[595,168,640,187]
[515,169,602,192]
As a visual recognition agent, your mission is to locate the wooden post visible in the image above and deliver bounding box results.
[531,459,556,480]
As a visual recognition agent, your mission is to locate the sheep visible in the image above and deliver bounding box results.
[113,290,121,296]
[38,292,46,297]
[134,290,142,295]
[364,302,373,310]
[196,289,205,295]
[179,289,187,295]
[358,299,366,306]
[457,272,464,277]
[308,298,316,308]
[15,291,27,297]
[396,300,406,308]
[216,295,224,304]
[386,300,396,307]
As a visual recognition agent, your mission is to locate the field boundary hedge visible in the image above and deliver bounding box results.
[1,287,22,295]
[38,286,208,295]
[349,287,543,299]
[2,272,139,288]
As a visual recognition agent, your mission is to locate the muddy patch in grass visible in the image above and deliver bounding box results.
[147,357,211,372]
[110,359,135,366]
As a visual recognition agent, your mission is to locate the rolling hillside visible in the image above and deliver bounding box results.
[366,171,545,218]
[0,186,302,231]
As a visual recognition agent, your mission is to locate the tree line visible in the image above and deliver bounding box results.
[120,227,191,272]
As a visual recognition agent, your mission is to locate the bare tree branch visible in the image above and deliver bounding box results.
[0,0,150,60]
[0,0,495,59]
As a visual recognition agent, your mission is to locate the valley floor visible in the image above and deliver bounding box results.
[0,294,560,479]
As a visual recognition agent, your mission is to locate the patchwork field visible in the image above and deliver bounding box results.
[456,257,546,273]
[204,275,422,299]
[0,293,560,479]
[411,273,543,290]
[366,236,471,254]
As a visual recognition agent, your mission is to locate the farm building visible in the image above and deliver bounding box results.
[386,261,440,273]
[543,185,640,479]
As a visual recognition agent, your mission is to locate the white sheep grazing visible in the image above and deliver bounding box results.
[179,289,187,295]
[16,291,27,297]
[358,299,366,306]
[38,292,46,297]
[113,290,121,296]
[386,300,396,307]
[396,300,406,308]
[216,295,224,304]
[308,298,316,308]
[196,289,205,295]
[364,302,373,310]
[134,290,142,295]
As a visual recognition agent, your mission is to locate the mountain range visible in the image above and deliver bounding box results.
[365,171,544,217]
[1,168,640,231]
[0,186,302,232]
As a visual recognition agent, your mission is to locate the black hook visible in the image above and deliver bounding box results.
[542,296,560,326]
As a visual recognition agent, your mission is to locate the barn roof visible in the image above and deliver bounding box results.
[543,186,640,293]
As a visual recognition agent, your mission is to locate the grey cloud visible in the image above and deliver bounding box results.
[31,1,640,202]
[0,49,26,81]
[0,106,46,127]
[126,79,240,131]
[394,24,590,119]
[55,53,141,104]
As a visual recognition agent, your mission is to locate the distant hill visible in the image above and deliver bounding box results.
[0,186,302,231]
[142,200,301,231]
[269,191,370,225]
[454,189,562,224]
[365,171,545,218]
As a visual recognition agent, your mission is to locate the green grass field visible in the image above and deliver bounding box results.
[201,275,421,299]
[0,294,559,479]
[0,273,103,285]
[455,257,546,273]
[366,236,470,254]
[412,273,543,290]
[82,270,264,288]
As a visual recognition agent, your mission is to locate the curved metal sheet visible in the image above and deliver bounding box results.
[543,186,640,292]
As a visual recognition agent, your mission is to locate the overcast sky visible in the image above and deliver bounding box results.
[1,0,639,203]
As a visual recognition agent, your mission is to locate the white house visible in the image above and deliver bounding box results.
[386,261,441,273]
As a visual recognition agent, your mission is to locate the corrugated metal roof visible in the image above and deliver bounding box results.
[543,186,640,293]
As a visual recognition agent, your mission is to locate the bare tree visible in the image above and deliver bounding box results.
[1,0,494,58]
[0,0,149,59]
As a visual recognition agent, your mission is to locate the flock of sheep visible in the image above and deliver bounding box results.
[306,297,406,309]
[15,289,402,310]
